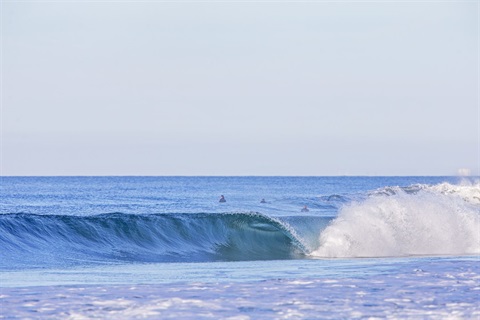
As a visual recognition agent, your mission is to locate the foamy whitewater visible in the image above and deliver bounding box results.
[313,183,480,258]
[1,176,479,318]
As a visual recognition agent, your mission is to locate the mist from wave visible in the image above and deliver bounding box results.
[311,182,480,258]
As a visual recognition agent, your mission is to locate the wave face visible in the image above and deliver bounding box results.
[311,182,480,258]
[0,212,312,268]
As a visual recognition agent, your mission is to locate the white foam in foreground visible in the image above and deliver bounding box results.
[312,182,480,258]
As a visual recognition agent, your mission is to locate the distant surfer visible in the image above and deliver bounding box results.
[219,195,226,203]
[301,205,309,212]
[260,198,266,203]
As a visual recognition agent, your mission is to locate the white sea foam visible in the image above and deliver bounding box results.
[2,257,479,319]
[311,183,480,258]
[427,181,480,205]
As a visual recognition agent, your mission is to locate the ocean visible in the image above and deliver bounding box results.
[1,176,479,319]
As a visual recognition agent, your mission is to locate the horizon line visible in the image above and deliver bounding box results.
[1,174,478,178]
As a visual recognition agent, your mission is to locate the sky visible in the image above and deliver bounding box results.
[1,1,479,176]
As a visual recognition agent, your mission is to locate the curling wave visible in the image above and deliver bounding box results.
[0,212,311,268]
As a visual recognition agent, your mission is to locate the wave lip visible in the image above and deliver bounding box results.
[312,182,480,258]
[0,212,309,268]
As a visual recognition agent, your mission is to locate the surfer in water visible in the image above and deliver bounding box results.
[219,195,226,203]
[260,198,266,203]
[301,205,309,212]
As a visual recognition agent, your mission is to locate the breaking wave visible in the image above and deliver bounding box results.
[2,182,478,268]
[311,182,480,258]
[0,212,313,269]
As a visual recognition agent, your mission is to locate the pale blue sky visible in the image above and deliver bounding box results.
[2,1,479,176]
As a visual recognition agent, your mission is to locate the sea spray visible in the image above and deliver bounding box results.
[311,183,480,258]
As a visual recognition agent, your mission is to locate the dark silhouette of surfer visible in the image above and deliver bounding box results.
[219,195,226,203]
[301,205,309,212]
[260,198,266,203]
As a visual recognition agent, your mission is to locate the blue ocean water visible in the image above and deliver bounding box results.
[1,176,479,318]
